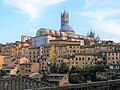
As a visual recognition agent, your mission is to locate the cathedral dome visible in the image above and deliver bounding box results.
[60,25,74,32]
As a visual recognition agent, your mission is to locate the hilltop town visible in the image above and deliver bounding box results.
[0,11,120,87]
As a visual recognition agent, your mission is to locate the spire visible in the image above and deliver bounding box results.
[63,10,67,15]
[90,28,93,34]
[61,10,69,28]
[96,35,100,41]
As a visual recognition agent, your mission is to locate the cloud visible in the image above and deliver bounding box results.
[80,8,120,41]
[80,8,120,35]
[80,8,120,21]
[4,0,65,20]
[94,20,120,35]
[84,0,120,8]
[84,0,100,8]
[101,36,120,43]
[81,0,120,42]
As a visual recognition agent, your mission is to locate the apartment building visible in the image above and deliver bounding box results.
[29,47,40,63]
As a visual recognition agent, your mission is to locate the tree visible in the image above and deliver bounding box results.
[50,64,59,73]
[59,62,69,74]
[69,66,78,74]
[0,70,7,76]
[69,73,84,84]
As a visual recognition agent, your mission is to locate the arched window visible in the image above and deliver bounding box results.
[45,38,47,44]
[40,31,42,36]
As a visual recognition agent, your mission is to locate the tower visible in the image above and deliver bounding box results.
[88,28,95,39]
[60,10,74,33]
[61,10,69,28]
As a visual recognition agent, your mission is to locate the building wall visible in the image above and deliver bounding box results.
[1,42,31,57]
[31,63,40,72]
[107,52,120,64]
[0,56,14,69]
[0,56,5,69]
[18,64,31,74]
[29,47,40,63]
[64,54,94,68]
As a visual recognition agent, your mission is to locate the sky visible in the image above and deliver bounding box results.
[1,0,120,44]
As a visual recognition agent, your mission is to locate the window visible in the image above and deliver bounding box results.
[45,38,47,44]
[76,62,78,64]
[88,57,90,60]
[79,58,81,60]
[72,62,74,64]
[67,62,70,64]
[33,60,35,62]
[76,58,78,60]
[37,60,39,63]
[73,50,76,53]
[33,55,35,58]
[40,31,43,36]
[21,68,24,70]
[82,58,84,60]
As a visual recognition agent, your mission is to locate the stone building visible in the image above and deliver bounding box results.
[45,74,69,86]
[0,55,14,70]
[106,51,120,64]
[32,10,96,47]
[29,46,40,63]
[10,56,40,75]
[1,41,31,57]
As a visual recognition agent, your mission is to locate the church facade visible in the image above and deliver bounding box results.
[32,10,98,47]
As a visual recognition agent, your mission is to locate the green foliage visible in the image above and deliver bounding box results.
[69,66,78,74]
[50,64,59,73]
[59,62,69,74]
[69,73,85,84]
[50,62,69,74]
[0,70,7,76]
[79,64,108,82]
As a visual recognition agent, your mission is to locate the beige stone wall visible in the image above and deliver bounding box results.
[31,63,40,73]
[29,47,40,63]
[107,52,120,64]
[18,64,31,74]
[1,42,31,57]
[64,54,94,68]
[0,56,5,69]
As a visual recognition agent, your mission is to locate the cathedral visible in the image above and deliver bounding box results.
[32,10,100,47]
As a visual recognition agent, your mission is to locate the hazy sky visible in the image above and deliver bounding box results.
[1,0,120,44]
